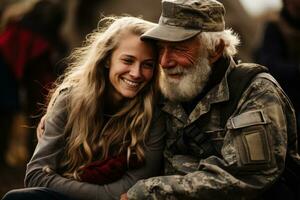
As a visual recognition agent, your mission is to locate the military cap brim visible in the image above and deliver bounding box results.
[141,24,201,42]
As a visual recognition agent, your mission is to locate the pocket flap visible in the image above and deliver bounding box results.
[229,110,267,129]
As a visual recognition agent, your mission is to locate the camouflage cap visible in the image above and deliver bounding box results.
[141,0,225,42]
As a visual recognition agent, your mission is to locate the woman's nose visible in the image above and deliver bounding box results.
[129,64,141,78]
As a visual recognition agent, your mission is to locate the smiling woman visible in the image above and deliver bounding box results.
[1,16,165,200]
[107,31,155,102]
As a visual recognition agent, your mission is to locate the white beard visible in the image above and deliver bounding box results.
[159,52,212,102]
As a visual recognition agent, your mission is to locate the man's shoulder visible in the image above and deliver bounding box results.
[229,62,279,95]
[234,62,268,74]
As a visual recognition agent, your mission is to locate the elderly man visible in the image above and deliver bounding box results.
[124,0,300,199]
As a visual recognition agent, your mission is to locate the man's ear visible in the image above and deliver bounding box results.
[209,39,225,64]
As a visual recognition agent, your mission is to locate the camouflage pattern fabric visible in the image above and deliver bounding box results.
[127,57,299,199]
[160,0,225,31]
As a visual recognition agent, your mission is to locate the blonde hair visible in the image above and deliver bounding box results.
[46,16,158,179]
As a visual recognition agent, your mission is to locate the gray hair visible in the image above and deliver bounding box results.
[199,29,240,57]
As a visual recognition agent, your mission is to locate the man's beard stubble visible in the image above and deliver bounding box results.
[159,52,212,102]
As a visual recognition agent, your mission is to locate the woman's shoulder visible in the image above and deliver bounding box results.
[46,87,72,120]
[50,87,71,106]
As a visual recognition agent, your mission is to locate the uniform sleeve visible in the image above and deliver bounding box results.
[127,76,293,200]
[25,92,166,200]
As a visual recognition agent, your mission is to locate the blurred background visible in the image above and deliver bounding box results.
[1,0,299,198]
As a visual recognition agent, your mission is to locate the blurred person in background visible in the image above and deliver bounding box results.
[0,0,37,167]
[255,0,300,150]
[255,1,300,197]
[0,0,67,167]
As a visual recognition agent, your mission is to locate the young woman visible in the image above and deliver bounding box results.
[2,16,165,200]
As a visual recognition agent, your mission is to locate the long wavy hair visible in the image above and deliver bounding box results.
[46,16,158,179]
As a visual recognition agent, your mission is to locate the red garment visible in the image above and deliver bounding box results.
[79,154,144,185]
[0,23,49,80]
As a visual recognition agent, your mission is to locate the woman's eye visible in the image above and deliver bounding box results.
[142,62,155,69]
[122,59,133,64]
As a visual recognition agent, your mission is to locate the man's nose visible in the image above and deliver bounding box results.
[159,49,176,68]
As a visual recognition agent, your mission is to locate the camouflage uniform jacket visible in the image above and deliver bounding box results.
[127,57,300,200]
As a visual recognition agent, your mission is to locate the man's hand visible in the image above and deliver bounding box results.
[120,193,128,200]
[36,115,46,140]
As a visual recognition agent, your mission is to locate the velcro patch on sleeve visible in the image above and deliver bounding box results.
[241,129,270,163]
[234,125,275,170]
[229,110,267,129]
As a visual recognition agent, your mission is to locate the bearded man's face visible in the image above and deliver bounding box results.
[158,37,212,102]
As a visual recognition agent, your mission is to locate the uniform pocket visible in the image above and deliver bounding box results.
[228,110,276,172]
